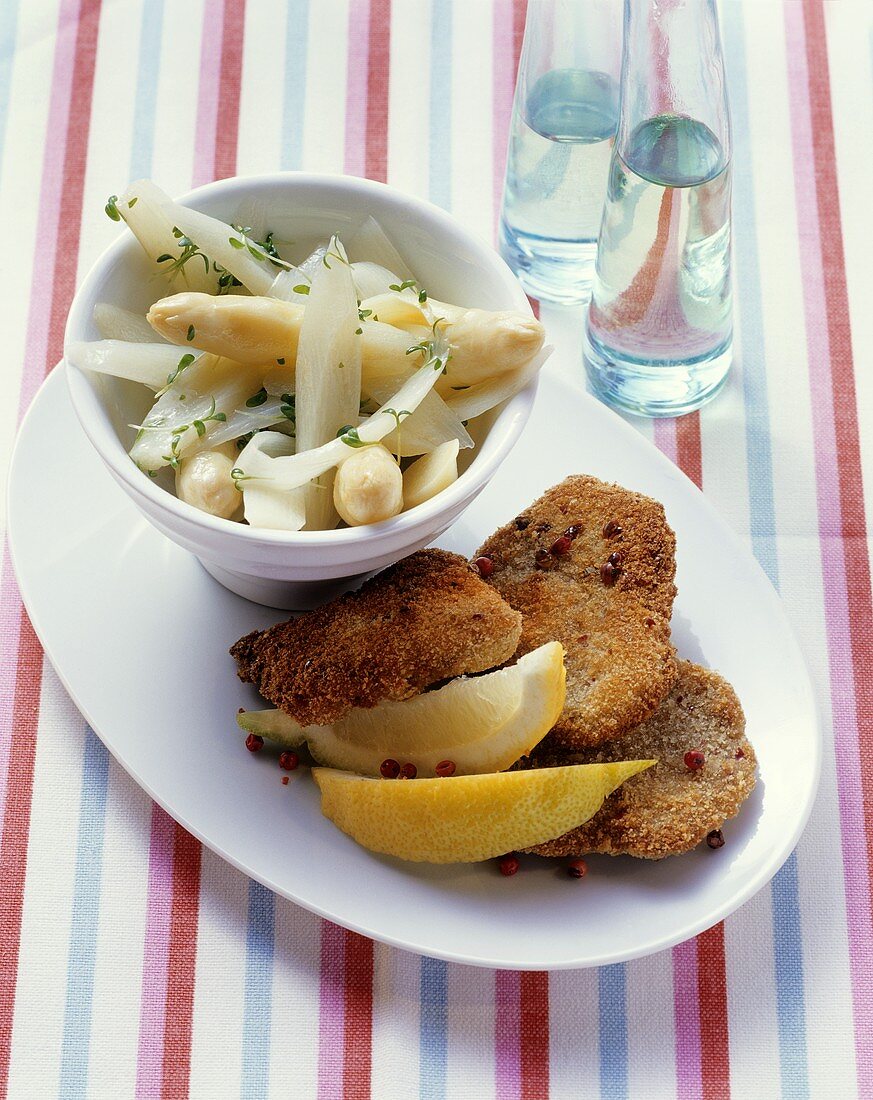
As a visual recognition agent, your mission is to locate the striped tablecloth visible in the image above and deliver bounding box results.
[1,1,871,1096]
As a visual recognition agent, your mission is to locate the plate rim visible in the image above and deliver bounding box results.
[7,365,823,969]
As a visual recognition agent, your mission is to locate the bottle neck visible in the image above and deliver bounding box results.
[617,0,731,176]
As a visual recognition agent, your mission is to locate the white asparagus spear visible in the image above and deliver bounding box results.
[93,302,163,343]
[147,292,545,389]
[402,439,460,511]
[236,432,306,531]
[67,340,201,391]
[119,180,218,294]
[345,216,414,277]
[294,236,361,530]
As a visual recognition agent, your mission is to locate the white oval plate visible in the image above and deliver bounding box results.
[8,364,819,970]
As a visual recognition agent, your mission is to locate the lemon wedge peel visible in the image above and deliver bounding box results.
[237,641,566,777]
[312,759,655,863]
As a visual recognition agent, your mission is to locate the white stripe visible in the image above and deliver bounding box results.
[85,760,152,1100]
[744,4,858,1097]
[698,304,751,540]
[0,0,62,530]
[188,850,249,1097]
[724,892,781,1100]
[77,0,144,284]
[7,666,86,1099]
[548,967,600,1098]
[450,0,493,233]
[387,0,431,198]
[370,943,422,1099]
[267,899,321,1099]
[625,951,676,1099]
[301,0,349,174]
[151,0,205,194]
[445,964,494,1100]
[237,0,287,177]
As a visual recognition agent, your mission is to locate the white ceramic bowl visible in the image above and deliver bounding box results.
[65,173,538,608]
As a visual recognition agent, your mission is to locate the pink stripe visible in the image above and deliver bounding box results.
[673,939,703,1100]
[134,806,177,1099]
[192,0,225,187]
[495,970,521,1099]
[491,0,517,242]
[344,0,371,177]
[317,922,346,1100]
[653,419,678,465]
[783,1,873,1082]
[18,0,82,417]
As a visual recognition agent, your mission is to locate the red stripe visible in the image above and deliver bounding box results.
[0,613,45,1095]
[802,0,873,879]
[513,0,527,66]
[342,931,374,1099]
[0,2,101,1092]
[214,0,247,181]
[46,0,102,375]
[519,971,550,1099]
[698,925,730,1100]
[365,0,391,184]
[160,825,202,1100]
[674,415,726,1095]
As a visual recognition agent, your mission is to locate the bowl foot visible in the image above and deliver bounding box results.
[197,557,374,610]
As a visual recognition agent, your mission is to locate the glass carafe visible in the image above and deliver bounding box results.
[584,0,733,417]
[498,0,622,306]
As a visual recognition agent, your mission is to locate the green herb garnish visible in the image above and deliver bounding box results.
[245,388,268,407]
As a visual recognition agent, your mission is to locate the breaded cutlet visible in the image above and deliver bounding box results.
[230,549,523,727]
[522,662,756,859]
[476,475,678,749]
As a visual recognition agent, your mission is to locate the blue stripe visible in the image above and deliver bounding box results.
[129,0,165,181]
[770,854,809,1099]
[724,5,779,586]
[241,880,275,1096]
[725,7,810,1098]
[429,0,453,211]
[58,729,110,1099]
[598,963,628,1100]
[281,0,310,170]
[0,0,20,175]
[419,956,448,1099]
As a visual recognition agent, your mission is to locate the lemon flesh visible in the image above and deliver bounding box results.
[238,641,566,777]
[313,760,655,863]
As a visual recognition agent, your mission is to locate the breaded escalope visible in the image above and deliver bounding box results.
[230,549,522,727]
[523,662,756,859]
[476,475,678,749]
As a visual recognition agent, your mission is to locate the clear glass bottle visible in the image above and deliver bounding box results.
[498,0,622,306]
[584,0,733,417]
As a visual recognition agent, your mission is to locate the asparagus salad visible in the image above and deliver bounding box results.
[68,181,550,532]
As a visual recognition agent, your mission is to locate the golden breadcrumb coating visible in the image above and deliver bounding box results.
[522,662,756,859]
[230,549,522,726]
[476,475,678,749]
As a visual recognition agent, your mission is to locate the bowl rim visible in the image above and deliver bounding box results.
[64,171,539,548]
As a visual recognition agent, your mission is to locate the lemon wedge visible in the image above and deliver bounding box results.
[313,760,655,863]
[238,641,566,776]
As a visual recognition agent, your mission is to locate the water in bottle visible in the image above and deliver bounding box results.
[500,68,619,305]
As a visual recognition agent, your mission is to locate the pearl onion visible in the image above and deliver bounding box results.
[333,445,403,527]
[175,444,241,520]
